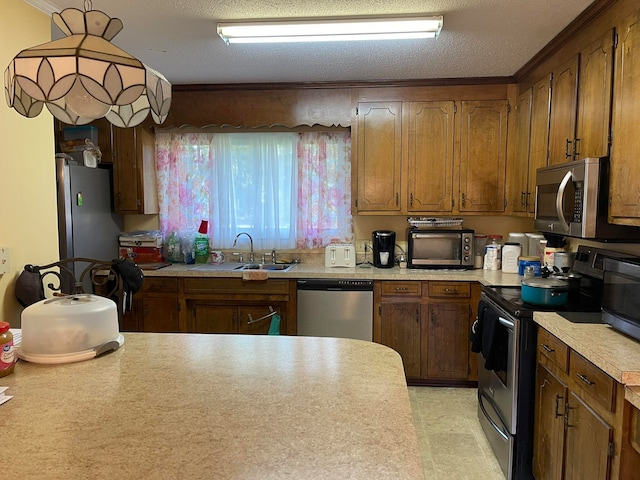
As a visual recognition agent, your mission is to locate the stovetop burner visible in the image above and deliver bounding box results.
[481,246,638,324]
[483,285,603,323]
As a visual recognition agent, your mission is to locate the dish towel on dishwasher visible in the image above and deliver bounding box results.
[471,300,508,372]
[268,314,280,335]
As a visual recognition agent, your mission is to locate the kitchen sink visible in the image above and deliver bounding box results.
[240,263,296,272]
[188,262,295,272]
[188,263,245,272]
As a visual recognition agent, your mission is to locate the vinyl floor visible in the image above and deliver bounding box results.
[408,387,506,479]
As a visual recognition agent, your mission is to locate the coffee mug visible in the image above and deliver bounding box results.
[210,251,225,265]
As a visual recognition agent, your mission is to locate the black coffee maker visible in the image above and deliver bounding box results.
[372,230,396,268]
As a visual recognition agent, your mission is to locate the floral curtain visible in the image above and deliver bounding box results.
[155,131,352,249]
[296,132,353,248]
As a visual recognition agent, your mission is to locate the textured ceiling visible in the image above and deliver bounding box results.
[26,0,595,85]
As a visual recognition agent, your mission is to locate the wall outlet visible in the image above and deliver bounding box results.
[0,247,10,274]
[355,240,370,253]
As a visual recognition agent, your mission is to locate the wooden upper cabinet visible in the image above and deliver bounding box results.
[610,11,640,225]
[459,100,508,213]
[548,55,579,165]
[407,101,455,213]
[508,89,533,214]
[528,76,552,215]
[355,102,402,212]
[112,124,159,214]
[576,29,615,160]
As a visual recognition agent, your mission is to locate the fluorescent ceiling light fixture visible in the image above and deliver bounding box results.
[217,16,443,44]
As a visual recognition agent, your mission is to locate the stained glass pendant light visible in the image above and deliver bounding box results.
[4,0,171,127]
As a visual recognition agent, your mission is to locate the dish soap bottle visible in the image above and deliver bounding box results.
[194,220,210,264]
[166,231,182,263]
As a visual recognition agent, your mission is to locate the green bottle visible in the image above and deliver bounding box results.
[194,220,210,264]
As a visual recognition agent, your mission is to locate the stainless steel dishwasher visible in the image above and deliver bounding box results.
[296,279,374,341]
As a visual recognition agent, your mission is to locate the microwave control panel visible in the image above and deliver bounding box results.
[573,183,583,222]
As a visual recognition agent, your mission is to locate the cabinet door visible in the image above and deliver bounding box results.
[575,29,614,160]
[548,55,579,165]
[113,126,140,213]
[142,297,181,332]
[459,100,508,212]
[610,11,640,224]
[356,102,402,212]
[193,304,237,333]
[424,302,470,379]
[533,364,567,480]
[509,89,533,214]
[407,101,455,212]
[528,76,551,214]
[564,391,613,480]
[113,125,158,214]
[238,304,282,335]
[379,302,421,378]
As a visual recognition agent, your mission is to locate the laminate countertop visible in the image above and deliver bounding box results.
[2,334,424,480]
[142,262,523,286]
[534,312,640,410]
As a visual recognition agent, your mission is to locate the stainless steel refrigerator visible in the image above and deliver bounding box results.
[56,156,123,292]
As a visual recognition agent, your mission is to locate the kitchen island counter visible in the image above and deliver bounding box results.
[3,334,424,479]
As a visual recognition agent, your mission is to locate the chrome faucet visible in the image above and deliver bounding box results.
[233,232,254,262]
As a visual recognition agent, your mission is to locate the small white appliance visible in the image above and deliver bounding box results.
[325,243,356,268]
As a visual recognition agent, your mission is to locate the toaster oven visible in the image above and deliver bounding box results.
[407,228,474,269]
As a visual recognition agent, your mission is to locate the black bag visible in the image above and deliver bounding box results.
[15,265,45,307]
[111,258,144,311]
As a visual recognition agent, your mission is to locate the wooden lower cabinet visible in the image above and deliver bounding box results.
[192,302,286,335]
[380,301,422,378]
[375,280,480,385]
[126,277,295,335]
[533,327,626,480]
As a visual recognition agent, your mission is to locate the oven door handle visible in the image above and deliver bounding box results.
[498,316,515,330]
[478,391,510,441]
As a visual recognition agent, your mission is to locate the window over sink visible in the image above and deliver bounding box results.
[155,131,353,249]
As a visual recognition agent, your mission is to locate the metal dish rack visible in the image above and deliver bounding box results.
[407,217,464,229]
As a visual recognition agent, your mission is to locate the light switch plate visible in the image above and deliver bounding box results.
[0,247,10,274]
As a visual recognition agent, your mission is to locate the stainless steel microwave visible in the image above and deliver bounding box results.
[603,257,640,342]
[407,228,474,269]
[534,157,640,240]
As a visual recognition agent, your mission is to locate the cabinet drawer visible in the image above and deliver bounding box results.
[569,350,615,412]
[140,277,178,293]
[381,281,422,296]
[428,282,470,298]
[184,278,290,295]
[538,329,569,373]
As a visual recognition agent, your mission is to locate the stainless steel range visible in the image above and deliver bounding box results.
[473,245,635,479]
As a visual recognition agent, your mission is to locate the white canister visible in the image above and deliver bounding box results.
[502,242,522,273]
[526,233,545,260]
[507,233,528,256]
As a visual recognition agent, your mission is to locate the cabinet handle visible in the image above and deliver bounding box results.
[247,306,277,325]
[443,288,459,294]
[576,373,595,386]
[415,309,420,323]
[461,193,466,206]
[554,394,565,418]
[525,192,531,209]
[520,192,526,207]
[565,404,576,428]
[410,192,414,207]
[574,138,580,158]
[394,287,408,291]
[541,343,555,353]
[395,192,399,206]
[565,138,572,158]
